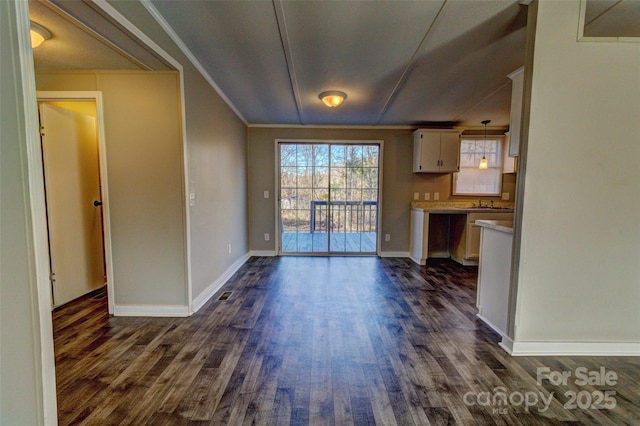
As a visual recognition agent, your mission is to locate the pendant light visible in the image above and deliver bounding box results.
[479,119,490,169]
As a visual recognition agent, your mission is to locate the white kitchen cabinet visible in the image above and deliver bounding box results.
[507,67,524,157]
[502,132,517,174]
[413,129,461,173]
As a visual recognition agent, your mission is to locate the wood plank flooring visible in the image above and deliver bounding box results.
[53,257,640,425]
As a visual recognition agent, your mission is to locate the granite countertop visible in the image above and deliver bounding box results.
[411,201,514,213]
[475,220,514,234]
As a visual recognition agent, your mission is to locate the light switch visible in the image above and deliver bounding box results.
[385,234,391,242]
[264,233,270,241]
[433,192,440,201]
[264,190,269,199]
[414,192,419,200]
[424,193,430,201]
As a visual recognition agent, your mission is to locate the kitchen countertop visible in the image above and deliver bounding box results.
[411,201,514,214]
[475,220,514,234]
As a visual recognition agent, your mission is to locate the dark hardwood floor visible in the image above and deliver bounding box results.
[53,257,640,425]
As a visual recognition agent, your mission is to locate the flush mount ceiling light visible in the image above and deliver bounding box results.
[30,22,51,49]
[319,91,347,108]
[479,119,490,170]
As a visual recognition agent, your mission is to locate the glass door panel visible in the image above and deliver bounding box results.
[279,142,379,254]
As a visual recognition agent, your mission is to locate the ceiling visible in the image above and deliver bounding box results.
[28,0,638,128]
[147,0,529,127]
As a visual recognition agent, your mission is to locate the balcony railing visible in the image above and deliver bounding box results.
[310,200,377,233]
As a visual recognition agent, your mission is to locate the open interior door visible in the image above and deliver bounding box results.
[39,102,105,307]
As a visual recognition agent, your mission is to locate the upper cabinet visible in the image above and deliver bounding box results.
[413,129,461,173]
[502,132,517,174]
[508,67,524,157]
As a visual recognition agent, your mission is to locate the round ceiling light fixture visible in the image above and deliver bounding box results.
[30,21,51,48]
[319,90,347,108]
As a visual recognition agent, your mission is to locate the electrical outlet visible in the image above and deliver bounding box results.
[263,190,269,199]
[502,192,510,201]
[433,192,440,201]
[189,192,196,206]
[413,192,419,200]
[385,234,391,242]
[264,233,270,241]
[424,193,430,201]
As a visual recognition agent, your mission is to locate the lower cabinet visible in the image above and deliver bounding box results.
[450,212,514,266]
[410,210,513,266]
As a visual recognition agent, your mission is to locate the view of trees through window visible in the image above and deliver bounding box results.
[279,143,379,253]
[453,137,503,195]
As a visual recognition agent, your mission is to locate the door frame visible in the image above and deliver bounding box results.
[274,139,384,256]
[38,92,115,314]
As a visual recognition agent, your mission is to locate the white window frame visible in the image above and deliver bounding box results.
[452,135,505,196]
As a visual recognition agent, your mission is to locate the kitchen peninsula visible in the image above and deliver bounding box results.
[475,219,514,339]
[409,202,514,266]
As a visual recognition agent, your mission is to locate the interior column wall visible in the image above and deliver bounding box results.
[514,1,640,344]
[103,0,249,309]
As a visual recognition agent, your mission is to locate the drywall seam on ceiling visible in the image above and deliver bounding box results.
[452,79,512,123]
[374,0,449,125]
[139,0,249,126]
[272,0,303,124]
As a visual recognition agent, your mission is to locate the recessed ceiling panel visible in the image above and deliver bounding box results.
[150,0,300,124]
[279,0,444,124]
[381,1,526,126]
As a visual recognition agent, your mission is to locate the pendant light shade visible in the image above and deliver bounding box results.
[479,156,488,170]
[479,119,490,169]
[319,91,347,108]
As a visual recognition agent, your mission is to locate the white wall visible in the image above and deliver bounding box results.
[104,0,249,307]
[514,1,640,346]
[1,1,55,423]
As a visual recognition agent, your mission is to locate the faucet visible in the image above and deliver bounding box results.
[478,199,483,208]
[490,200,494,209]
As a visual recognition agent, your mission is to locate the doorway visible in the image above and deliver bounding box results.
[278,142,381,255]
[38,92,114,312]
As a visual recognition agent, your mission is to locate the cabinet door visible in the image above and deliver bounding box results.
[439,132,460,172]
[415,132,441,172]
[466,222,482,259]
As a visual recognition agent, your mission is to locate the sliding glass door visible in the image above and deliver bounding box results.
[279,142,380,254]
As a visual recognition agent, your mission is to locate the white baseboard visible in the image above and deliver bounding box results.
[409,255,426,265]
[500,339,640,356]
[113,304,190,317]
[192,253,250,312]
[379,251,410,258]
[250,250,277,257]
[499,335,515,354]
